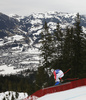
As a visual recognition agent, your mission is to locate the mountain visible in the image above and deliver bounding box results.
[0,11,86,76]
[18,11,86,46]
[19,11,86,34]
[0,13,19,38]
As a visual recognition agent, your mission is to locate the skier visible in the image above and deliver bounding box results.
[51,69,64,85]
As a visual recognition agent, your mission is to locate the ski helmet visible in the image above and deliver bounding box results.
[51,69,54,73]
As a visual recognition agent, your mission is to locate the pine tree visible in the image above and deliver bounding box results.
[62,13,83,78]
[72,13,83,77]
[35,67,48,91]
[63,27,71,67]
[80,32,86,78]
[3,97,5,100]
[54,23,63,58]
[62,27,74,78]
[15,92,19,99]
[52,23,64,69]
[11,94,15,100]
[40,21,54,68]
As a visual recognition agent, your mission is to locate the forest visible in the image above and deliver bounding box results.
[0,13,86,95]
[35,13,86,90]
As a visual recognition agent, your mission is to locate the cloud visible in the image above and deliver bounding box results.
[0,0,86,16]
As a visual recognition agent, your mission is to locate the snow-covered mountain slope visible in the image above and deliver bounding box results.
[19,11,86,34]
[18,11,86,46]
[0,11,86,75]
[0,34,41,75]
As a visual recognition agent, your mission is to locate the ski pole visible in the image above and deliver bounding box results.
[59,68,71,79]
[64,68,71,74]
[65,78,79,80]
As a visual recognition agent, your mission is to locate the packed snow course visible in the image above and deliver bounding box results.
[37,86,86,100]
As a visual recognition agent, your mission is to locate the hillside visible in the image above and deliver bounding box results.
[0,12,86,75]
[0,11,86,100]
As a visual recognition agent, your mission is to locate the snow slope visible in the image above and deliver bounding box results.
[37,86,86,100]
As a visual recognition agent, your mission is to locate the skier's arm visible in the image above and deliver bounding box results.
[53,71,56,80]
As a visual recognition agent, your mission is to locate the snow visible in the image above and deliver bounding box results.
[0,31,41,75]
[0,86,86,100]
[9,14,24,21]
[34,29,42,35]
[2,35,24,46]
[0,65,26,75]
[31,19,42,25]
[28,48,40,54]
[0,39,4,46]
[64,13,77,18]
[0,91,28,100]
[0,45,40,75]
[37,86,86,100]
[8,35,24,41]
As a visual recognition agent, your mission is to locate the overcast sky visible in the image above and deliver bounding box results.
[0,0,86,16]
